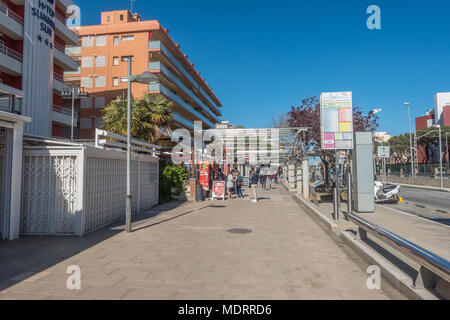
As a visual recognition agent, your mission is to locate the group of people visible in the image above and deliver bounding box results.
[226,170,244,199]
[208,166,279,202]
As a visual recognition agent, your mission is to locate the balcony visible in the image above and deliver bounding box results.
[149,40,221,115]
[54,10,78,46]
[52,105,78,127]
[54,42,79,71]
[150,61,218,124]
[53,72,65,93]
[0,42,22,76]
[172,112,194,130]
[0,1,23,40]
[149,82,215,128]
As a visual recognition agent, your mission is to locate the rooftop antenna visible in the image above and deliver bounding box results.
[131,0,135,14]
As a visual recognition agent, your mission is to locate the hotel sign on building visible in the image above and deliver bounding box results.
[22,0,56,137]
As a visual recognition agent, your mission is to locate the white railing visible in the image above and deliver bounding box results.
[55,10,66,24]
[95,129,161,157]
[54,72,64,83]
[0,42,23,62]
[52,105,78,118]
[0,1,24,25]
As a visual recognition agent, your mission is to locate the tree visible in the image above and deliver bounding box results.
[286,96,378,188]
[102,93,174,144]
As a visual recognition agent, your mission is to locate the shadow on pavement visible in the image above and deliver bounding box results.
[0,200,186,292]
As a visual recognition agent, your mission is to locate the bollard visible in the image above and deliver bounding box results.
[347,170,352,215]
[333,187,339,221]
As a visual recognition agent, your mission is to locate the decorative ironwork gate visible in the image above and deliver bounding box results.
[21,145,159,236]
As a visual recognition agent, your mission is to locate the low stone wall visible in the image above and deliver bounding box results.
[378,175,450,188]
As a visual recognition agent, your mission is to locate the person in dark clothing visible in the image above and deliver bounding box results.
[250,170,259,202]
[236,171,244,198]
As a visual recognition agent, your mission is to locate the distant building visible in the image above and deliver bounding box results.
[215,120,233,129]
[435,92,450,126]
[65,10,222,139]
[415,92,450,131]
[373,132,391,143]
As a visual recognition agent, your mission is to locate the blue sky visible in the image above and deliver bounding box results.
[75,0,450,135]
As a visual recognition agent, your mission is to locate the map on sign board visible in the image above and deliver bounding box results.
[320,92,354,150]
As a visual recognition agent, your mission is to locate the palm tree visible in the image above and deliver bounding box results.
[102,93,173,144]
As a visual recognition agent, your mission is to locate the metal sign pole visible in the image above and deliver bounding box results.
[335,151,340,221]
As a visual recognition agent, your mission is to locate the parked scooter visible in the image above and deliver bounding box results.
[374,181,403,204]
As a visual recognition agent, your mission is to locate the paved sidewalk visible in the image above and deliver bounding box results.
[0,186,388,300]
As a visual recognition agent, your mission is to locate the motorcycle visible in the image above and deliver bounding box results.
[374,181,403,204]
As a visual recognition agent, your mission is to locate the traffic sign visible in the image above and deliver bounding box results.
[377,146,390,158]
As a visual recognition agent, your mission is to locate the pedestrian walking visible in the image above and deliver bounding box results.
[226,172,235,200]
[236,171,244,198]
[250,170,259,202]
[260,173,267,190]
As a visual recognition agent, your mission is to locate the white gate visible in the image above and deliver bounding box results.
[21,145,159,236]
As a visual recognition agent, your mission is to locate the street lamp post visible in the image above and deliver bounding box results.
[62,86,87,140]
[369,109,382,179]
[438,125,443,189]
[125,58,160,233]
[446,132,450,172]
[404,102,415,177]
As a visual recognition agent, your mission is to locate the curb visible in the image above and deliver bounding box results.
[293,192,439,300]
[394,183,450,193]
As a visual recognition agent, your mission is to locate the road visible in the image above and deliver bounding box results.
[381,186,450,226]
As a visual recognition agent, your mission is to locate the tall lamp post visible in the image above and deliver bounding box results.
[62,86,88,140]
[446,132,450,172]
[403,102,415,177]
[438,125,443,189]
[126,59,160,233]
[369,109,382,179]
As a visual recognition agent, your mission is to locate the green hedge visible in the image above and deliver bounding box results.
[159,159,188,204]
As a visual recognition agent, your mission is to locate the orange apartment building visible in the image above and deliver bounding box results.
[65,10,222,139]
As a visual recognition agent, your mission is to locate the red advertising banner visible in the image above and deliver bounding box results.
[199,161,210,191]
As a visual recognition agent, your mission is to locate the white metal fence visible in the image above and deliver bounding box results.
[21,145,159,236]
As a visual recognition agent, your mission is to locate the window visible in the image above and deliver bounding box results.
[106,16,110,22]
[121,56,134,62]
[82,36,94,47]
[120,14,124,21]
[96,35,106,47]
[120,77,128,83]
[80,118,92,129]
[95,76,106,88]
[80,97,92,108]
[113,77,119,87]
[81,56,94,68]
[114,37,119,45]
[95,56,106,67]
[81,77,93,88]
[121,35,134,41]
[95,117,103,128]
[113,57,119,66]
[95,96,106,108]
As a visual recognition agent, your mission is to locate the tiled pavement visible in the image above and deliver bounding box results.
[0,186,389,300]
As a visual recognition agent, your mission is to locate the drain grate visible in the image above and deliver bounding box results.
[227,228,252,234]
